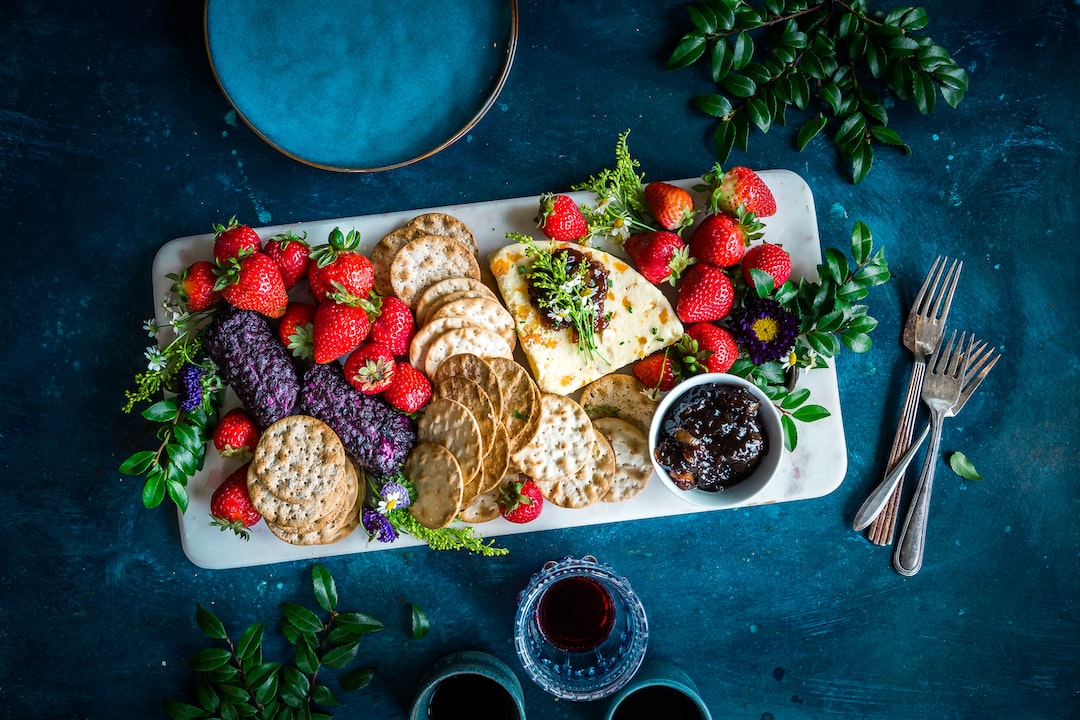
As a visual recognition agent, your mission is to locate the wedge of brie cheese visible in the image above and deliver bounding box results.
[489,240,683,395]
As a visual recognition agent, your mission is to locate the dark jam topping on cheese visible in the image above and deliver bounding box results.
[522,244,609,357]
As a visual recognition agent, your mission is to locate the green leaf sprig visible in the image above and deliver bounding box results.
[119,294,223,513]
[164,565,384,720]
[668,0,969,182]
[571,129,655,240]
[388,508,509,557]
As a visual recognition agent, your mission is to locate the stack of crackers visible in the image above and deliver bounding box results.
[246,415,363,546]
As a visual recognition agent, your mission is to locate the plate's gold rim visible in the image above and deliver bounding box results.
[202,0,519,173]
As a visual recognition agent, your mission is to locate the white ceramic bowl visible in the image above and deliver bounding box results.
[648,373,784,509]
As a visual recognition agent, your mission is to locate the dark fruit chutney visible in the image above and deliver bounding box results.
[653,384,768,492]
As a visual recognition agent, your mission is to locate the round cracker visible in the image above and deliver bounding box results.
[267,463,361,534]
[408,315,480,370]
[421,287,497,327]
[580,373,659,435]
[593,416,653,503]
[423,325,513,379]
[267,486,362,546]
[478,421,511,494]
[430,295,517,350]
[371,226,423,296]
[249,465,347,531]
[459,487,502,524]
[418,397,484,486]
[511,393,594,482]
[390,234,481,308]
[433,353,503,420]
[415,276,496,326]
[533,426,614,509]
[406,441,464,529]
[404,212,478,256]
[435,375,496,443]
[486,356,541,452]
[249,416,347,504]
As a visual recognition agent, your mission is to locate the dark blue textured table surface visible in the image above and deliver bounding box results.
[3,1,1078,718]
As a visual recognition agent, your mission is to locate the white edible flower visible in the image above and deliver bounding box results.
[144,346,167,372]
[609,216,630,241]
[595,195,614,214]
[143,319,159,337]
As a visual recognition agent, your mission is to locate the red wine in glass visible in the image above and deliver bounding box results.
[537,575,616,652]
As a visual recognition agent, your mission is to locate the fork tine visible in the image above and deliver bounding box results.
[932,329,958,373]
[929,258,962,320]
[947,331,969,376]
[911,255,945,314]
[962,341,993,382]
[962,348,1000,397]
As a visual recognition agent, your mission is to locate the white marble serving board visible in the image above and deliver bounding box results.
[151,170,847,569]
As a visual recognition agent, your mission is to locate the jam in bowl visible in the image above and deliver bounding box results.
[648,373,784,508]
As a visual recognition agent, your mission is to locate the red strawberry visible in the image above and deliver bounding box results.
[212,217,262,263]
[343,341,396,394]
[311,297,372,364]
[308,227,374,302]
[644,182,695,231]
[633,349,680,393]
[170,260,222,313]
[369,296,415,356]
[209,463,261,539]
[624,231,693,286]
[499,475,544,524]
[277,301,315,359]
[676,263,734,323]
[684,323,740,374]
[741,243,793,291]
[535,193,588,242]
[212,408,260,459]
[688,211,763,268]
[263,231,311,289]
[382,361,432,413]
[706,165,777,217]
[215,251,288,319]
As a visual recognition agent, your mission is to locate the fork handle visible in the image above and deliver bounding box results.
[867,360,927,545]
[893,414,945,576]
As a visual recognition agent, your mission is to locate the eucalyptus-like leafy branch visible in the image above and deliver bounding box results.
[668,0,968,182]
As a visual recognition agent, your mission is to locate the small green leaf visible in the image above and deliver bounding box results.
[335,612,385,636]
[279,666,311,708]
[311,683,340,708]
[780,388,810,409]
[668,32,708,70]
[216,683,251,705]
[143,399,179,422]
[282,603,325,635]
[119,450,157,476]
[188,647,233,672]
[321,643,360,670]
[411,603,430,639]
[196,676,220,713]
[166,476,190,514]
[782,415,798,451]
[339,667,376,692]
[196,604,228,640]
[251,664,281,706]
[163,698,207,720]
[851,139,874,184]
[691,93,733,118]
[713,121,736,164]
[796,115,827,151]
[312,565,337,613]
[688,4,718,33]
[746,96,772,133]
[236,622,264,663]
[710,34,733,81]
[949,452,983,480]
[732,32,754,69]
[720,73,757,98]
[167,443,198,477]
[294,635,320,675]
[841,331,873,352]
[792,404,831,422]
[142,468,167,509]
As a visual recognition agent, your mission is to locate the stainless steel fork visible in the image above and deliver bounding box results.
[892,331,970,576]
[865,257,962,545]
[853,338,999,531]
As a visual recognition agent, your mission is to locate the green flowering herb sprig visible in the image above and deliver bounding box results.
[119,291,223,512]
[571,129,655,242]
[164,565,384,720]
[362,474,508,557]
[729,221,890,448]
[668,0,968,182]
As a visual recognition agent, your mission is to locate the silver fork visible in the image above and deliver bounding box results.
[864,257,962,545]
[892,331,971,576]
[853,339,999,530]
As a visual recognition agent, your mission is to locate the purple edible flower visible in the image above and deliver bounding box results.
[176,363,204,411]
[362,507,397,543]
[377,481,411,514]
[732,298,799,365]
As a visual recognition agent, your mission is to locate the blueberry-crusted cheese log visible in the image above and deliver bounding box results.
[203,307,299,428]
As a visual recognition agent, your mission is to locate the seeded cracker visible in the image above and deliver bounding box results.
[390,234,481,308]
[406,441,464,529]
[415,276,496,325]
[435,375,496,443]
[486,356,541,453]
[418,398,484,486]
[404,212,479,256]
[430,295,517,350]
[371,226,423,297]
[534,426,614,508]
[420,287,496,326]
[409,315,479,370]
[249,415,347,505]
[423,326,513,379]
[267,486,363,546]
[479,421,511,493]
[580,373,659,434]
[459,486,502,524]
[511,393,594,482]
[592,416,653,503]
[433,353,504,420]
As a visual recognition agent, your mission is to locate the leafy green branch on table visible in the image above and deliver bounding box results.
[165,564,425,720]
[668,0,968,182]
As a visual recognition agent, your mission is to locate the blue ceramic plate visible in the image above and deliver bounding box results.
[204,0,517,172]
